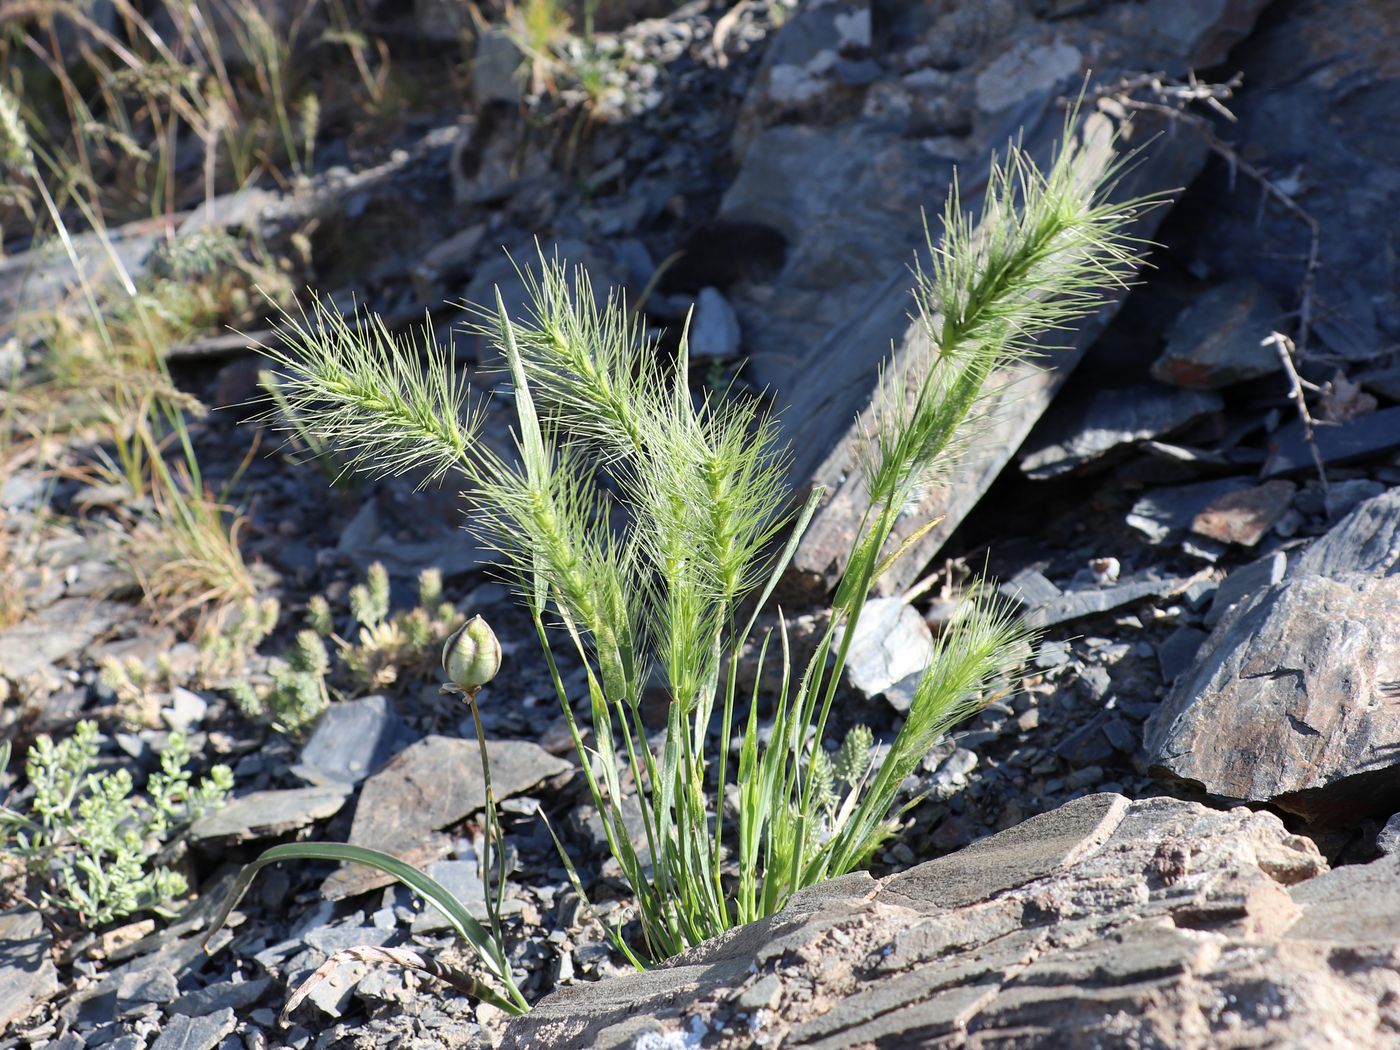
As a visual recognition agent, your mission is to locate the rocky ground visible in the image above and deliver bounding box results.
[4,0,1400,1047]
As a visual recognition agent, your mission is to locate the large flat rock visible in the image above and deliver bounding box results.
[1145,489,1400,823]
[321,735,569,900]
[502,793,1400,1049]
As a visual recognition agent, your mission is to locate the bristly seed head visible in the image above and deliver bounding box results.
[442,614,502,694]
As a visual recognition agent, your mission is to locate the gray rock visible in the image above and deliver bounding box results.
[0,908,60,1028]
[1151,279,1284,389]
[304,922,394,956]
[975,39,1082,114]
[1147,570,1400,822]
[410,860,490,933]
[1359,365,1400,402]
[149,1007,236,1050]
[410,224,486,306]
[473,28,523,105]
[1125,477,1255,545]
[1021,572,1193,630]
[1264,407,1400,478]
[1377,814,1400,856]
[1034,639,1071,669]
[1169,0,1400,363]
[188,785,351,844]
[1205,550,1287,627]
[294,694,410,787]
[687,287,742,360]
[1295,487,1400,578]
[1001,568,1063,608]
[833,598,934,699]
[503,794,1370,1050]
[0,598,124,679]
[162,687,208,734]
[115,967,178,1011]
[1325,479,1387,521]
[322,736,568,899]
[1055,712,1117,766]
[1156,626,1208,683]
[168,977,271,1017]
[1020,384,1222,478]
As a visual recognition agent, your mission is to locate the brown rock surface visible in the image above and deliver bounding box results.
[1146,489,1400,822]
[502,793,1400,1049]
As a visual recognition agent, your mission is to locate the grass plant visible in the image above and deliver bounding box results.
[216,114,1152,1003]
[1,81,256,643]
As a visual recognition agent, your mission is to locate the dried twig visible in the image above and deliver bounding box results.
[1086,72,1324,363]
[711,0,752,69]
[1263,329,1329,496]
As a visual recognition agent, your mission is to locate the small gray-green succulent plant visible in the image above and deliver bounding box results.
[0,722,232,926]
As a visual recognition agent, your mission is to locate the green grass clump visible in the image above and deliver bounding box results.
[0,723,232,926]
[217,117,1150,1007]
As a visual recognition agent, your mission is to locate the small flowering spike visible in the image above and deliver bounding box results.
[442,615,501,693]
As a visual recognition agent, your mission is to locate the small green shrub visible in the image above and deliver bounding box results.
[0,722,233,926]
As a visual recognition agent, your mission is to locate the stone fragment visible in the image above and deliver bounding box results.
[162,687,209,734]
[169,977,272,1017]
[1055,712,1117,766]
[1359,365,1400,403]
[687,287,742,360]
[410,861,490,933]
[188,785,351,844]
[834,598,934,698]
[1126,477,1253,545]
[1151,279,1283,389]
[502,795,1372,1050]
[1000,568,1063,608]
[1190,480,1297,546]
[293,694,411,787]
[410,224,486,305]
[1205,550,1287,627]
[975,39,1083,113]
[1325,479,1386,521]
[0,598,124,679]
[1156,626,1208,683]
[1154,490,1400,831]
[1020,385,1222,478]
[0,908,60,1028]
[1264,407,1400,478]
[116,966,179,1012]
[1020,572,1193,630]
[1377,814,1400,856]
[149,1007,236,1050]
[1294,487,1400,577]
[322,736,568,899]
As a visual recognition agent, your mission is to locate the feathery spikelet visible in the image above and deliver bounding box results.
[834,724,874,785]
[306,594,334,636]
[0,83,34,174]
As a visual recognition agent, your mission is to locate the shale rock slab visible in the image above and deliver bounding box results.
[501,793,1400,1049]
[1146,489,1400,822]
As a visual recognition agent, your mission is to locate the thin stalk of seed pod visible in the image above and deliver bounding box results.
[464,687,508,953]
